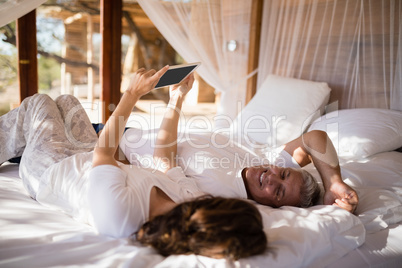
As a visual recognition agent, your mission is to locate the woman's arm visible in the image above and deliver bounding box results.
[283,130,359,213]
[153,74,195,173]
[93,66,169,168]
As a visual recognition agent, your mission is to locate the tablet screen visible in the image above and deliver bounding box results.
[155,63,200,89]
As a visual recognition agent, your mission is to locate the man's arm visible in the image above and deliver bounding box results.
[153,74,195,173]
[93,66,169,168]
[283,130,359,213]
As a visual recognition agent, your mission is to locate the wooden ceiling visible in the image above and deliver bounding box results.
[39,1,158,35]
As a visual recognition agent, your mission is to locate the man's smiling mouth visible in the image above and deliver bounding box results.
[259,170,268,186]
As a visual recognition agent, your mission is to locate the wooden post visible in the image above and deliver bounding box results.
[87,14,94,104]
[17,10,38,103]
[60,43,67,94]
[245,0,263,104]
[100,0,122,123]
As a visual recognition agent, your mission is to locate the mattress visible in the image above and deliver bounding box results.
[1,150,401,267]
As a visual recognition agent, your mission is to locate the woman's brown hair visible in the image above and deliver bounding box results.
[135,196,267,260]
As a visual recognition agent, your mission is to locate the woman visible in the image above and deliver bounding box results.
[0,66,267,260]
[136,195,267,259]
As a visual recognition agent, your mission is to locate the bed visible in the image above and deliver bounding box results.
[1,75,401,267]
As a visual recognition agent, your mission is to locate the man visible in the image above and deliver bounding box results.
[121,113,358,214]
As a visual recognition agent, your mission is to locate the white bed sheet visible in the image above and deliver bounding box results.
[0,151,401,267]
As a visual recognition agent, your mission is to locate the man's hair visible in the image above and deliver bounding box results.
[135,196,267,260]
[298,169,321,208]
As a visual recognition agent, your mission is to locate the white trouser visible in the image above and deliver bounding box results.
[0,94,97,198]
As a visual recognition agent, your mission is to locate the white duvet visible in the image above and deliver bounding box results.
[0,161,366,268]
[1,142,402,267]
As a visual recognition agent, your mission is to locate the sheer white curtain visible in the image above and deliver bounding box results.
[137,0,253,126]
[0,0,48,27]
[258,0,402,111]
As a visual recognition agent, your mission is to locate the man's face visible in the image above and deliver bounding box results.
[241,165,303,207]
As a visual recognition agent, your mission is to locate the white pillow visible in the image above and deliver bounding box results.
[231,75,331,147]
[341,152,402,233]
[307,108,402,159]
[354,188,402,233]
[255,205,365,268]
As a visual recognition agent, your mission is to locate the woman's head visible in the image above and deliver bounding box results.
[135,196,267,260]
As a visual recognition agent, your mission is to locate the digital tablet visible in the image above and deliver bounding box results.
[155,62,201,89]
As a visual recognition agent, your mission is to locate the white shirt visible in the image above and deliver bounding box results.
[36,151,203,238]
[87,164,203,238]
[36,152,95,225]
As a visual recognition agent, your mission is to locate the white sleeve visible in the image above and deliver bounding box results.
[272,147,301,169]
[87,165,142,238]
[166,166,205,198]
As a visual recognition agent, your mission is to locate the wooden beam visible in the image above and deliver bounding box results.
[100,0,122,123]
[87,14,95,104]
[245,0,263,104]
[17,10,38,103]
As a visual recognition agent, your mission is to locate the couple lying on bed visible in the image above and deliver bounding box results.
[0,66,358,260]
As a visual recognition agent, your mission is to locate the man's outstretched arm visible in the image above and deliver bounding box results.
[283,130,358,213]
